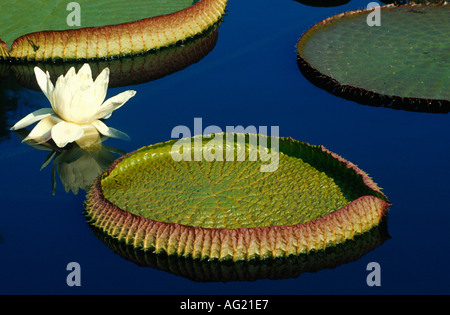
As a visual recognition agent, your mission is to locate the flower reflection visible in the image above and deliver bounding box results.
[10,63,136,148]
[15,129,125,195]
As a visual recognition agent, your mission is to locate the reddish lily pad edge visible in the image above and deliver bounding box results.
[0,0,228,62]
[84,135,391,262]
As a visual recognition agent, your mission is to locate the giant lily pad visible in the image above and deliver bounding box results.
[0,0,227,61]
[85,133,391,261]
[297,3,450,113]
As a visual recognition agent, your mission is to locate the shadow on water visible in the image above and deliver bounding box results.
[293,0,351,7]
[0,72,25,141]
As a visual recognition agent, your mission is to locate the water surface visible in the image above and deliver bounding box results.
[0,0,449,294]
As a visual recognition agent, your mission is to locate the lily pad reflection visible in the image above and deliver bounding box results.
[294,0,351,7]
[88,218,390,282]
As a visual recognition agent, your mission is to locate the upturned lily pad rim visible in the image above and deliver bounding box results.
[3,21,220,91]
[85,134,391,261]
[296,2,450,113]
[89,217,390,282]
[0,0,228,62]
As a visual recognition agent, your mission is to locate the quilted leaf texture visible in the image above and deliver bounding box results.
[85,134,391,261]
[0,0,227,61]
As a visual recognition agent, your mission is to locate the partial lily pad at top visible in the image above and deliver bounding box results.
[0,0,227,61]
[3,22,220,90]
[297,3,450,113]
[85,133,391,261]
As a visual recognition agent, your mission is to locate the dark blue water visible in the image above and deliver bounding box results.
[0,0,449,295]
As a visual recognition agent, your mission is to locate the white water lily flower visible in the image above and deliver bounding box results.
[10,63,136,148]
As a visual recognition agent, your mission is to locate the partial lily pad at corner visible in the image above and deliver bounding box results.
[85,133,391,262]
[297,3,450,113]
[0,0,227,61]
[381,0,444,4]
[3,22,220,90]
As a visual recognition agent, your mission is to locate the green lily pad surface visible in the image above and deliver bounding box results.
[0,0,198,49]
[0,0,227,61]
[85,133,390,261]
[297,3,449,112]
[101,138,374,229]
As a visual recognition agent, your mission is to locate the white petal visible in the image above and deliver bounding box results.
[53,74,71,116]
[93,67,110,106]
[91,120,130,140]
[77,63,93,81]
[54,73,67,93]
[54,75,95,123]
[23,115,60,144]
[34,67,54,102]
[66,84,99,123]
[46,71,55,105]
[94,90,136,120]
[10,108,55,131]
[64,67,76,80]
[51,121,84,148]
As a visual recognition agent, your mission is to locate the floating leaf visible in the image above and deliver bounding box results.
[297,3,450,112]
[0,0,227,61]
[85,133,391,261]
